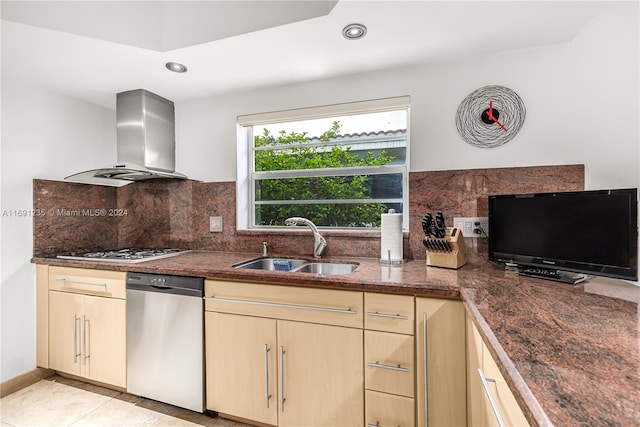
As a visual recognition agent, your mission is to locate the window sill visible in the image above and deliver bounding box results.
[237,228,408,239]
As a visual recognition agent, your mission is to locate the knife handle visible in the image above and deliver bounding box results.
[435,211,445,238]
[422,213,433,237]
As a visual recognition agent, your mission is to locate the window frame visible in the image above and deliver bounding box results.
[236,96,410,231]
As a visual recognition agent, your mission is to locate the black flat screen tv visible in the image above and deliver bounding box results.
[488,188,638,281]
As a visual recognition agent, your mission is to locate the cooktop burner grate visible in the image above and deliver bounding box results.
[57,248,190,263]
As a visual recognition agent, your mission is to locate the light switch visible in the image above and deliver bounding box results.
[464,221,473,235]
[209,216,223,232]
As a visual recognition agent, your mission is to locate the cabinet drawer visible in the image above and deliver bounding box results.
[365,292,414,334]
[49,266,126,299]
[365,390,415,427]
[205,280,363,328]
[365,330,414,397]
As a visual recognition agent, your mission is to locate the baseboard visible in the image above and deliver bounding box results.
[0,367,55,398]
[216,412,275,427]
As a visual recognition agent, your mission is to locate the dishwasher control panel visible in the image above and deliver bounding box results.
[126,272,204,296]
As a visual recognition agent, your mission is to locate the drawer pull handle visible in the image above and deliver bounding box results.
[279,346,286,412]
[73,314,81,363]
[367,423,381,427]
[57,278,108,289]
[83,316,90,365]
[204,296,357,315]
[366,311,408,320]
[367,361,409,372]
[264,344,271,408]
[478,368,506,427]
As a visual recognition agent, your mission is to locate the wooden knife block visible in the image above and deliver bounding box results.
[425,227,467,269]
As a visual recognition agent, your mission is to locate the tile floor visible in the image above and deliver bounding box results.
[0,375,252,427]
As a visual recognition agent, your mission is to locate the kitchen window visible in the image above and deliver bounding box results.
[237,96,409,230]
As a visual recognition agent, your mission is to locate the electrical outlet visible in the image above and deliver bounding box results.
[453,216,489,238]
[209,216,223,232]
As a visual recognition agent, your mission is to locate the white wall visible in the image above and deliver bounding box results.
[177,3,638,191]
[0,81,114,381]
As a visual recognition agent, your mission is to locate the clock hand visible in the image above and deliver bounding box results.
[486,111,508,132]
[494,119,507,132]
[491,116,507,131]
[489,101,493,117]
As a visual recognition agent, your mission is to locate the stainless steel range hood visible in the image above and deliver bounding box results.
[65,89,188,187]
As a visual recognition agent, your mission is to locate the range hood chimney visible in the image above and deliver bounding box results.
[65,89,188,187]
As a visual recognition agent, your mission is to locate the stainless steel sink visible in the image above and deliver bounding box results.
[233,258,308,271]
[292,262,359,275]
[233,257,358,275]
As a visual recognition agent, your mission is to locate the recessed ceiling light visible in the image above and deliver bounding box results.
[342,23,367,40]
[165,62,188,73]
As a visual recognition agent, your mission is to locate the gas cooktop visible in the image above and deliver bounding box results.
[57,248,190,263]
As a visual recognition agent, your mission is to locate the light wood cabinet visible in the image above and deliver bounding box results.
[466,312,529,427]
[416,297,467,427]
[49,291,85,377]
[206,312,277,425]
[205,280,364,427]
[467,310,489,426]
[45,267,126,388]
[205,280,363,328]
[278,320,363,427]
[82,293,126,387]
[48,266,127,298]
[364,292,414,334]
[364,330,414,397]
[364,292,415,427]
[36,264,49,368]
[365,390,415,427]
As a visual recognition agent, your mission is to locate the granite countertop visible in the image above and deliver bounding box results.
[32,251,640,426]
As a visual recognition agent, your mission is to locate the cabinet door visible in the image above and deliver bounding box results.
[481,341,530,427]
[416,298,467,427]
[467,311,530,427]
[48,291,84,377]
[278,320,363,427]
[84,295,126,388]
[466,312,491,426]
[206,312,278,426]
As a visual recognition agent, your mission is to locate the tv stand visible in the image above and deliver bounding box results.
[517,267,587,285]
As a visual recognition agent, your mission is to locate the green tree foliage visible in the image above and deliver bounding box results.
[254,121,394,227]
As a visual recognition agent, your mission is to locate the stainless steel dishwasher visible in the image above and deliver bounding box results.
[126,272,204,412]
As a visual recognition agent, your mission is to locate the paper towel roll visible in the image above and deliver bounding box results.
[380,209,403,262]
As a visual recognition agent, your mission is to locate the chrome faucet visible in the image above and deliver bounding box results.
[285,217,327,258]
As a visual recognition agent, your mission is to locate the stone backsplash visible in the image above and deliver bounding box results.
[34,164,584,259]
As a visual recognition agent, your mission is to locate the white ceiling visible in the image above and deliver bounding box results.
[1,1,339,51]
[1,1,612,109]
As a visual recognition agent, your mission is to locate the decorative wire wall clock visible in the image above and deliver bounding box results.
[455,85,526,148]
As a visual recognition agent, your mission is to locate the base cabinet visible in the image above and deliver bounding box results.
[277,320,363,427]
[48,289,126,388]
[206,312,277,425]
[205,280,364,427]
[416,297,467,427]
[363,292,415,427]
[466,312,530,427]
[39,266,127,389]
